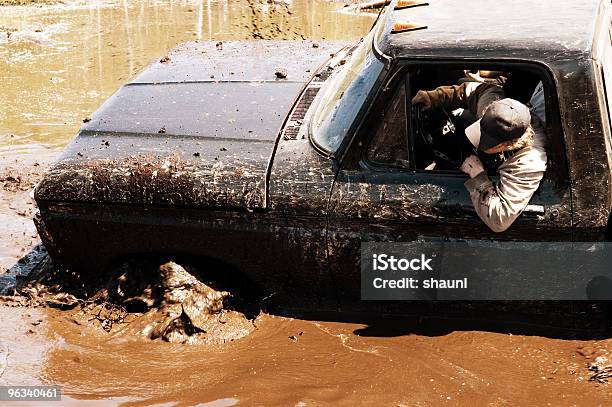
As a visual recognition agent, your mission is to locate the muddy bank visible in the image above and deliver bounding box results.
[0,0,59,6]
[0,149,55,273]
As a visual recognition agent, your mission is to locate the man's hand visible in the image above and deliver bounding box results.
[411,90,432,110]
[460,155,485,178]
[464,70,485,83]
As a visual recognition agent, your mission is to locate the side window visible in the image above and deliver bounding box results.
[407,66,552,173]
[359,64,566,191]
[365,82,409,166]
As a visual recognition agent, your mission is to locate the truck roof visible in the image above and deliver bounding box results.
[377,0,606,63]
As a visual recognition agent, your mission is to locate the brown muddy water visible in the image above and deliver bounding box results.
[1,1,612,406]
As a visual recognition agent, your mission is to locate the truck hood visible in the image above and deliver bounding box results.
[35,40,349,211]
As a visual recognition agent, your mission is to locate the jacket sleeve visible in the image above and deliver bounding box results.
[464,152,546,232]
[425,82,505,118]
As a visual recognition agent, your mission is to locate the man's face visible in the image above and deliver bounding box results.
[483,139,521,155]
[478,70,505,79]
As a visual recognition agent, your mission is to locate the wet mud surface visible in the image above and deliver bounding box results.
[0,147,53,272]
[1,0,612,405]
[1,302,612,405]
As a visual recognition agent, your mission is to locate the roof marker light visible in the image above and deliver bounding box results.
[395,0,429,10]
[391,22,428,34]
[358,0,390,11]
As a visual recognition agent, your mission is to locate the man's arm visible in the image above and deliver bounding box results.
[417,82,505,117]
[462,150,546,232]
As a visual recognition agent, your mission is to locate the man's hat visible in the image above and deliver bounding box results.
[465,98,531,151]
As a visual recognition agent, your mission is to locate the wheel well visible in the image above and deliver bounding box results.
[101,252,265,318]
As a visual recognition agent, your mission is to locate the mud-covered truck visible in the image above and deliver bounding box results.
[34,0,612,310]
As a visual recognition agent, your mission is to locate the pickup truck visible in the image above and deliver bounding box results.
[34,0,612,311]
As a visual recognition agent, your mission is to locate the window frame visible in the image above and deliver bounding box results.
[345,58,569,191]
[598,26,612,138]
[362,67,412,170]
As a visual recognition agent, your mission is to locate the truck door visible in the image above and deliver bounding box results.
[326,64,572,309]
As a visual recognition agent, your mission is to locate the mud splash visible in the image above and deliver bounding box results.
[107,261,257,345]
[12,259,258,345]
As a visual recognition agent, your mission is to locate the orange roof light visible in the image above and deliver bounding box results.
[391,21,428,33]
[395,0,429,10]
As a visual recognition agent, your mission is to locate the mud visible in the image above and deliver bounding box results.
[0,148,55,273]
[9,258,257,345]
[36,150,267,209]
[0,0,59,5]
[1,303,612,405]
[3,243,612,405]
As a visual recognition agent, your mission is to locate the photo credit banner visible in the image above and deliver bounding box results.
[361,241,612,300]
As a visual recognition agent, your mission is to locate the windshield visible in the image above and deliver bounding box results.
[310,30,385,154]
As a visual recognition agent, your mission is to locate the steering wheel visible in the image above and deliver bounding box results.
[412,104,476,168]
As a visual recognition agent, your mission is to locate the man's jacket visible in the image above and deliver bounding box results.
[425,82,547,232]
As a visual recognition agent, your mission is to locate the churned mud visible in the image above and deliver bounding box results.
[10,259,258,345]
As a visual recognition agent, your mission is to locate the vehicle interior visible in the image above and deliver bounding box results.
[364,64,564,183]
